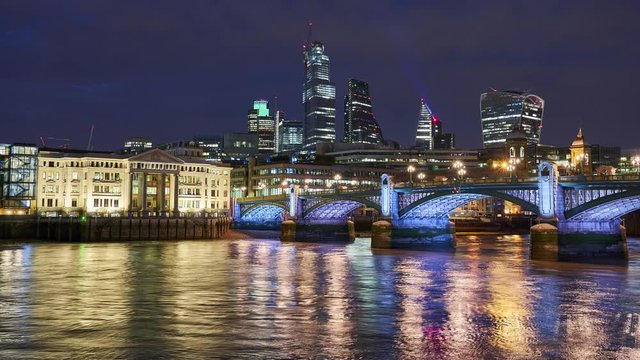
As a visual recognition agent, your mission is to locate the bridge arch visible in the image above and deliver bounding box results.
[303,198,381,222]
[565,189,640,221]
[399,189,539,219]
[240,202,288,222]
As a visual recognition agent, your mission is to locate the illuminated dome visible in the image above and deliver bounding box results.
[571,128,588,147]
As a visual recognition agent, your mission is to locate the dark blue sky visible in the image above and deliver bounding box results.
[1,0,639,150]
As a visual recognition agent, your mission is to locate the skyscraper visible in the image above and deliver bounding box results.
[278,117,304,153]
[415,98,435,149]
[480,90,544,148]
[303,40,336,150]
[343,79,383,144]
[247,100,275,153]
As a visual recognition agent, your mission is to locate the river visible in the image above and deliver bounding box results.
[1,235,639,359]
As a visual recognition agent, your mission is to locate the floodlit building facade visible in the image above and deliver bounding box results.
[480,89,544,148]
[36,148,231,217]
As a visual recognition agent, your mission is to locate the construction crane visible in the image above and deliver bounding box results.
[87,124,95,151]
[39,136,72,148]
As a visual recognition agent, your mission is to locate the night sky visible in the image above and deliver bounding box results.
[1,1,639,150]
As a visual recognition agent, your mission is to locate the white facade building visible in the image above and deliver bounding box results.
[37,148,231,216]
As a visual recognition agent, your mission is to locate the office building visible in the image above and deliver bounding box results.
[277,116,304,153]
[223,133,258,165]
[123,137,153,155]
[303,41,336,150]
[480,90,544,148]
[0,143,38,215]
[195,136,225,163]
[343,79,383,144]
[415,99,436,149]
[232,158,397,198]
[247,100,275,153]
[434,133,455,150]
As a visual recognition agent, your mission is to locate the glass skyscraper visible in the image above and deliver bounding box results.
[278,117,304,153]
[415,99,435,149]
[303,41,336,150]
[480,90,544,148]
[343,79,383,144]
[247,100,275,153]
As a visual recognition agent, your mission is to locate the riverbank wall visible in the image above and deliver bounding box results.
[0,216,232,242]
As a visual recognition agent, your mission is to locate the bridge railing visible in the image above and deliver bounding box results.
[559,174,640,182]
[395,176,538,188]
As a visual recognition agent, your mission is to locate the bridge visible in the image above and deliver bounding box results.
[234,163,640,261]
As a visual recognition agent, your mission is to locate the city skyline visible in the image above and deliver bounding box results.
[1,1,639,150]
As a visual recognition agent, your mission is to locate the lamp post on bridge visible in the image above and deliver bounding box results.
[407,165,415,185]
[333,173,342,193]
[508,157,521,179]
[417,172,425,184]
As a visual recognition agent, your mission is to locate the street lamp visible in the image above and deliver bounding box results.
[333,173,342,193]
[407,165,416,184]
[452,160,465,181]
[417,172,425,184]
[257,183,266,197]
[240,186,247,197]
[508,158,521,178]
[457,168,467,180]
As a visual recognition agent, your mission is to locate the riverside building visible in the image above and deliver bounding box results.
[36,148,231,217]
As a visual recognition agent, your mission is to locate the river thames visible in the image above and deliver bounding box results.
[1,235,639,359]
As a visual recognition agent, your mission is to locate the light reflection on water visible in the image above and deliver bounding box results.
[0,235,639,359]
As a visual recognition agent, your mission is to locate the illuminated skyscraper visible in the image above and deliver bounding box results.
[303,40,336,150]
[343,79,383,144]
[415,99,435,149]
[278,119,304,153]
[247,100,275,153]
[480,90,544,148]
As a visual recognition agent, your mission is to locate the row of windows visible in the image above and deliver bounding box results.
[41,159,229,175]
[93,198,119,208]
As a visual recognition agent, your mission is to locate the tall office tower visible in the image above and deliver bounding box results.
[274,110,285,153]
[343,79,383,144]
[480,89,544,148]
[415,98,435,149]
[247,100,275,153]
[278,118,304,153]
[303,40,336,150]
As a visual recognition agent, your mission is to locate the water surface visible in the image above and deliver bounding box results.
[1,235,639,359]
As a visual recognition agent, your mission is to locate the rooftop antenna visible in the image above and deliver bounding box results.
[87,124,95,150]
[307,21,313,46]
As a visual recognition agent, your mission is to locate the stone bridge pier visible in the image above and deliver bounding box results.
[530,162,629,262]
